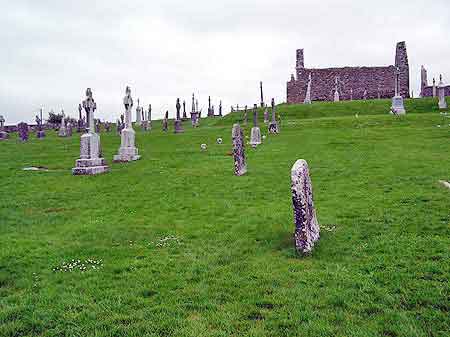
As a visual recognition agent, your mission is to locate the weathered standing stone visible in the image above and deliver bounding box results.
[72,88,109,175]
[0,115,9,140]
[304,73,312,104]
[148,104,152,130]
[136,98,142,125]
[250,104,261,147]
[113,86,141,162]
[432,78,437,97]
[219,101,223,117]
[182,100,187,120]
[163,111,168,132]
[17,122,29,141]
[438,75,448,110]
[174,98,184,133]
[291,159,320,255]
[232,123,247,176]
[268,98,279,134]
[260,81,265,107]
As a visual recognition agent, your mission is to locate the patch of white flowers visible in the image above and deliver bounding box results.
[201,143,207,150]
[53,258,103,273]
[216,138,223,144]
[150,235,182,248]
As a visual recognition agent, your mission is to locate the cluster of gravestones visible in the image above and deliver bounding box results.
[231,98,318,255]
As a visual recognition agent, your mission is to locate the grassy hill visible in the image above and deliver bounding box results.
[1,98,449,336]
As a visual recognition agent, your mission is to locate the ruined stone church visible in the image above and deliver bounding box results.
[287,42,410,103]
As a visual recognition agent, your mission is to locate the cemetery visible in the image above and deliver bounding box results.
[0,94,449,336]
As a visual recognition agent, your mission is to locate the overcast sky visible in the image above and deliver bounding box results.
[1,0,449,124]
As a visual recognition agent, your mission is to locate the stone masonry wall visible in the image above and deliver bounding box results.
[287,42,410,103]
[422,86,450,97]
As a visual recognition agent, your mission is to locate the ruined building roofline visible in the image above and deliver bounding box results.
[296,65,396,72]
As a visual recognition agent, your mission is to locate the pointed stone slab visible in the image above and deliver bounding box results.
[232,123,247,176]
[291,159,320,255]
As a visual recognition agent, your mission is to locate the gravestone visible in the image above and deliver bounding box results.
[113,86,141,162]
[304,73,312,104]
[250,104,261,147]
[260,81,265,107]
[95,119,101,133]
[17,122,29,141]
[190,93,199,127]
[208,96,213,117]
[219,101,223,117]
[104,122,111,132]
[36,109,45,139]
[182,100,187,120]
[162,111,168,132]
[432,78,436,97]
[58,110,68,137]
[72,88,109,175]
[268,98,279,134]
[136,98,142,125]
[147,104,152,130]
[263,107,269,124]
[0,115,9,140]
[291,159,320,255]
[67,122,73,136]
[438,75,448,110]
[174,98,184,133]
[390,67,406,115]
[333,77,340,102]
[232,123,247,176]
[116,119,122,134]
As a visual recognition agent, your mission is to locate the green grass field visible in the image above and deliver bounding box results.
[1,98,449,337]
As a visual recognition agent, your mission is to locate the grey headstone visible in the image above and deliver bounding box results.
[232,123,247,176]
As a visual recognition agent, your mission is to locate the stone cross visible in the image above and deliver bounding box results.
[219,100,222,117]
[148,104,152,122]
[82,88,97,133]
[291,159,320,255]
[176,98,181,120]
[182,100,187,119]
[232,123,247,176]
[123,86,133,129]
[191,93,195,112]
[174,98,184,133]
[0,115,8,140]
[0,115,5,130]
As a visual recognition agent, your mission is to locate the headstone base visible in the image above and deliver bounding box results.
[72,158,109,175]
[0,131,9,140]
[439,99,448,110]
[174,120,184,133]
[268,122,279,134]
[58,128,68,137]
[113,147,140,162]
[390,96,406,115]
[36,130,46,139]
[250,127,261,147]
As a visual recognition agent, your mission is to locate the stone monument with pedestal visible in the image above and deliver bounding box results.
[390,67,406,115]
[190,94,199,127]
[36,109,46,139]
[291,159,320,255]
[72,88,109,175]
[438,75,448,110]
[182,100,188,121]
[250,104,261,148]
[174,98,184,133]
[0,115,9,140]
[268,98,279,134]
[114,86,141,162]
[232,123,247,176]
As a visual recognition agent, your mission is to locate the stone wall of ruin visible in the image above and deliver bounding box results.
[287,42,410,103]
[421,86,450,97]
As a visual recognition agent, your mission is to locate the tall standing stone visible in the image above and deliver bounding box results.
[58,110,68,137]
[17,122,29,142]
[113,86,141,162]
[304,73,312,104]
[291,159,320,255]
[77,103,83,132]
[268,98,279,134]
[219,101,223,117]
[432,78,437,98]
[0,115,9,140]
[438,75,448,110]
[263,107,269,124]
[174,98,184,133]
[390,67,406,115]
[72,88,109,175]
[232,123,247,176]
[260,81,265,107]
[162,111,168,132]
[250,104,261,147]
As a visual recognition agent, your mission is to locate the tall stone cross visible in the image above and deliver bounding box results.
[219,100,222,116]
[260,81,264,107]
[191,93,195,112]
[148,104,152,121]
[182,100,187,119]
[124,86,133,129]
[0,115,5,130]
[176,98,181,120]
